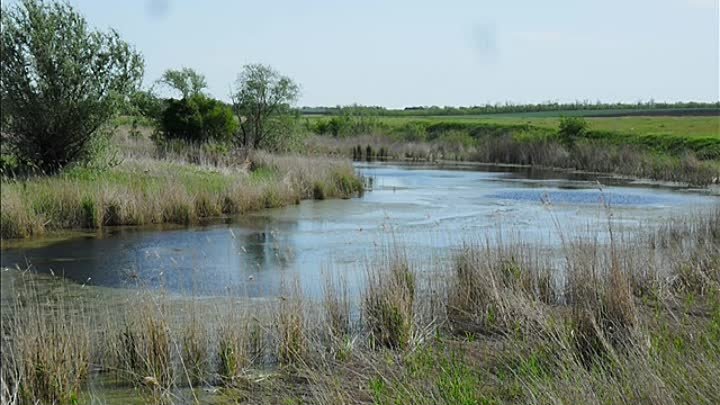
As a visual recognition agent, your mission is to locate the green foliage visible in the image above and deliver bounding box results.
[433,130,476,148]
[127,89,165,122]
[312,108,387,137]
[231,64,300,149]
[558,116,589,145]
[158,95,238,144]
[0,0,144,173]
[259,111,306,152]
[158,67,207,99]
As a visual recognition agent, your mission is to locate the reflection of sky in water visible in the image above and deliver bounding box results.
[489,190,679,207]
[2,163,717,298]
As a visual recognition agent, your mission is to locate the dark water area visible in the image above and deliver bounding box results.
[2,162,717,298]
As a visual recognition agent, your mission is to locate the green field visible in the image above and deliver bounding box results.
[379,115,720,138]
[307,114,720,159]
[322,115,720,139]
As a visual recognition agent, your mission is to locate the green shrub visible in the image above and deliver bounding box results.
[159,95,238,144]
[558,117,588,146]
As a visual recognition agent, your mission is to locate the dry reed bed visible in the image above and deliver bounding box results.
[306,134,720,186]
[1,209,718,404]
[0,150,364,240]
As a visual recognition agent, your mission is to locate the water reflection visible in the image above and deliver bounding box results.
[1,163,717,297]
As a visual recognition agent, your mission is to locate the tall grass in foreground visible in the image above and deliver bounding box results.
[1,276,92,405]
[0,150,363,239]
[1,208,719,404]
[364,257,416,350]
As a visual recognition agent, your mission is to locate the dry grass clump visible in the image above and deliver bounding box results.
[666,210,720,297]
[563,238,640,364]
[213,302,271,384]
[181,315,211,386]
[446,243,553,337]
[1,147,363,240]
[364,255,416,350]
[0,191,44,239]
[0,279,91,405]
[217,312,250,383]
[114,303,175,398]
[673,255,720,297]
[323,272,351,341]
[277,280,309,366]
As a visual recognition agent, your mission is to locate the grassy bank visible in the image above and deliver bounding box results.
[2,207,718,404]
[305,115,720,185]
[0,131,363,239]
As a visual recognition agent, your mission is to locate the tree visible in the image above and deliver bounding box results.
[159,95,238,143]
[0,0,144,173]
[128,88,165,122]
[231,64,299,149]
[158,67,207,99]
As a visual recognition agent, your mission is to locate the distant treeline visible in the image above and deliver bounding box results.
[301,101,720,117]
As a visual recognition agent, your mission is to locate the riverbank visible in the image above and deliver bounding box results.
[304,115,720,186]
[0,138,364,239]
[1,208,718,404]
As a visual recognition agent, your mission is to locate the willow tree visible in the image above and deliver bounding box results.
[0,0,144,173]
[158,67,207,99]
[231,64,299,150]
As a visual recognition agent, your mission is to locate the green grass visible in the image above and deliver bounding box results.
[0,152,363,239]
[305,114,720,184]
[340,115,719,156]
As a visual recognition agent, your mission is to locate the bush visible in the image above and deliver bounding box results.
[128,90,165,122]
[159,95,238,144]
[558,117,589,146]
[0,0,144,173]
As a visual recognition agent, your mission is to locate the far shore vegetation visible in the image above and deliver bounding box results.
[304,112,719,185]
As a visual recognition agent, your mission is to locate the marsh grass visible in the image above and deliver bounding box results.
[1,136,364,239]
[181,314,210,386]
[364,254,417,350]
[216,311,250,383]
[114,300,175,400]
[446,242,555,337]
[322,271,351,342]
[1,275,92,405]
[1,208,719,404]
[307,132,720,185]
[277,279,309,366]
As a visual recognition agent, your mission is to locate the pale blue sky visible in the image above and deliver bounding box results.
[42,0,720,106]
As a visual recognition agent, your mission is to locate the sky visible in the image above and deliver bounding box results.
[28,0,720,107]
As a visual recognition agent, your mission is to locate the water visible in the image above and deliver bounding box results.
[1,162,717,297]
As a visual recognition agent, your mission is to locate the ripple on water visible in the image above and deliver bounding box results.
[489,189,678,207]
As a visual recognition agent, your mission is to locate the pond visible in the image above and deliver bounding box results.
[1,162,717,298]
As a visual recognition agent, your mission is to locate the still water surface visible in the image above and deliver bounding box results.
[1,163,717,297]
